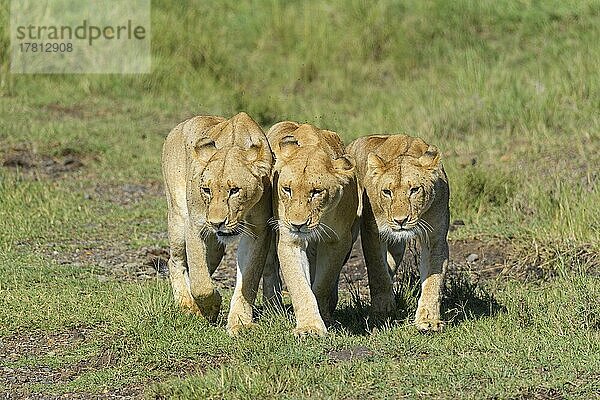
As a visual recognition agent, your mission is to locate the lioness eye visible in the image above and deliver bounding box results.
[382,189,392,197]
[282,186,291,195]
[201,187,211,195]
[229,187,240,196]
[410,187,420,195]
[310,189,323,197]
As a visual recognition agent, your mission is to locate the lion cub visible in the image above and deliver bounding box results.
[346,134,450,331]
[265,122,358,336]
[162,112,273,335]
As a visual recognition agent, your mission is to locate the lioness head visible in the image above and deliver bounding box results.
[274,137,354,240]
[365,146,440,242]
[186,120,272,244]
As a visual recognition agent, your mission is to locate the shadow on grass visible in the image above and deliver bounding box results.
[443,271,506,326]
[332,269,505,335]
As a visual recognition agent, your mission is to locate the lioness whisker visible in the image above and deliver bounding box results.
[320,225,332,241]
[419,219,434,232]
[199,224,211,239]
[240,222,259,237]
[267,218,282,231]
[314,228,324,242]
[319,222,340,241]
[237,224,258,239]
[417,224,430,246]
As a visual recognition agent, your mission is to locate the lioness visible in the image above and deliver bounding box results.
[265,121,358,336]
[347,134,449,331]
[162,112,273,335]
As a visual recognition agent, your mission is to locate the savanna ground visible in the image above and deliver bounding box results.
[0,1,599,399]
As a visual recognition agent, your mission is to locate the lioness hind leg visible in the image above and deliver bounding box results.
[313,236,352,322]
[415,238,448,332]
[262,234,283,311]
[386,240,406,278]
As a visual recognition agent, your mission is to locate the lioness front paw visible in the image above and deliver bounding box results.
[293,322,327,338]
[415,307,444,332]
[227,321,258,336]
[178,295,200,312]
[226,307,255,336]
[415,318,445,332]
[195,290,222,323]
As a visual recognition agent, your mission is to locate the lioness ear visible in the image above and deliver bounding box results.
[194,138,217,163]
[278,135,299,160]
[245,141,272,177]
[332,155,355,180]
[418,145,440,169]
[367,153,386,175]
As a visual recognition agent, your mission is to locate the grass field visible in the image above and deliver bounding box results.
[0,0,599,398]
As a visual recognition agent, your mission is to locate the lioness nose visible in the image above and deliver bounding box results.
[208,219,227,230]
[394,216,409,227]
[290,221,308,231]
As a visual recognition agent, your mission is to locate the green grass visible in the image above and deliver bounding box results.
[0,0,599,398]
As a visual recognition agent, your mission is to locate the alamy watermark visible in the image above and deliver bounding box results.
[10,0,151,74]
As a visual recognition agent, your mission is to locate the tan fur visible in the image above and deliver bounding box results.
[264,122,358,337]
[347,134,450,331]
[161,112,273,336]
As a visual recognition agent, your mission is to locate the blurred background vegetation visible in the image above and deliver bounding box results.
[1,0,597,256]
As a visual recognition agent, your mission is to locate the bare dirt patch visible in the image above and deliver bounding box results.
[0,328,87,361]
[152,354,231,380]
[89,182,164,207]
[39,233,519,290]
[0,326,230,399]
[449,238,513,280]
[45,103,86,119]
[327,345,374,362]
[45,242,170,282]
[38,212,592,298]
[0,328,143,400]
[1,146,87,178]
[44,103,115,120]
